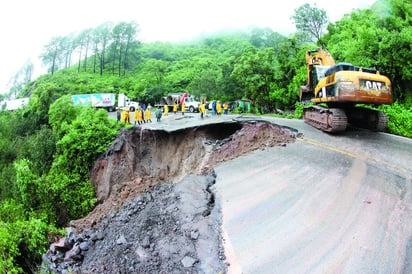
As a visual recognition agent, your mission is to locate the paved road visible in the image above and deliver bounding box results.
[110,111,412,273]
[214,117,412,274]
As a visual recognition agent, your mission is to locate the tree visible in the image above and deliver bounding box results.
[61,34,76,69]
[249,27,286,50]
[75,29,93,73]
[232,47,277,112]
[48,95,78,139]
[7,61,34,98]
[92,22,113,75]
[291,3,328,45]
[110,21,140,76]
[29,82,57,126]
[53,107,119,180]
[40,36,65,75]
[16,125,56,176]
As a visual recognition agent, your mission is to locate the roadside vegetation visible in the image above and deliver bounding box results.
[0,0,411,272]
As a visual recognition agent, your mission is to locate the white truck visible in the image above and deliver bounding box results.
[117,93,139,112]
[156,92,200,112]
[2,97,30,111]
[71,93,116,111]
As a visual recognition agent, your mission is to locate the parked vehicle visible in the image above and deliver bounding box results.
[71,93,116,111]
[117,93,139,112]
[156,92,200,112]
[1,97,30,111]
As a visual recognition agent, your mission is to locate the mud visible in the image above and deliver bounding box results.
[43,120,297,273]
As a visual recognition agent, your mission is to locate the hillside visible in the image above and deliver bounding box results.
[41,118,297,273]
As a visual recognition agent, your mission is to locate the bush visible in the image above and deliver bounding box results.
[380,102,412,137]
[0,200,61,274]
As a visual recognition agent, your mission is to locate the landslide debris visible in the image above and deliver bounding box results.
[42,120,298,273]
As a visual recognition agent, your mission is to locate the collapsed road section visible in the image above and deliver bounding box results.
[42,119,299,273]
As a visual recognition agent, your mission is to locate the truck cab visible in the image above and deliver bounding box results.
[183,97,200,112]
[118,93,139,112]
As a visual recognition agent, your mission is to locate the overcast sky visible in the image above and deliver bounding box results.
[0,0,375,95]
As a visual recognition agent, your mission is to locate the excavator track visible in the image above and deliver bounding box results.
[346,107,388,132]
[303,106,348,133]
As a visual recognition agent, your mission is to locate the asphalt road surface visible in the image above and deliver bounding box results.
[215,117,412,274]
[110,111,411,273]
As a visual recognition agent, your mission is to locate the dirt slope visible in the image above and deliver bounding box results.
[42,120,297,273]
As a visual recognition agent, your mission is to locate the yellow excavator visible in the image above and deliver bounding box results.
[300,48,393,132]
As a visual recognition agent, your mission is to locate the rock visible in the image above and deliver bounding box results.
[141,236,151,248]
[134,177,143,185]
[181,255,197,268]
[54,237,71,252]
[64,244,82,261]
[120,190,129,199]
[190,230,199,240]
[79,242,89,251]
[91,231,104,241]
[116,234,127,245]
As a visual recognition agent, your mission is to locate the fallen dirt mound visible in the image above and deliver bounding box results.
[43,174,225,273]
[43,120,298,273]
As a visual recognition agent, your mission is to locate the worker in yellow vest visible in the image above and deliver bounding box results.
[181,103,186,115]
[164,104,169,116]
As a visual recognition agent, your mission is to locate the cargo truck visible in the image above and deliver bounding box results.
[1,97,30,111]
[156,92,200,112]
[71,93,116,111]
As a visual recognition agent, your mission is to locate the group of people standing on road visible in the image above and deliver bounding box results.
[118,104,153,125]
[134,106,152,125]
[199,101,229,119]
[118,99,230,124]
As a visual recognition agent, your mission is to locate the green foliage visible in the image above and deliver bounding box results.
[16,125,56,176]
[0,222,22,274]
[0,94,120,270]
[48,95,79,139]
[0,200,60,274]
[293,102,305,119]
[44,171,97,225]
[324,0,412,104]
[0,164,17,201]
[232,47,278,112]
[14,159,39,210]
[54,107,119,177]
[380,102,412,137]
[29,81,58,125]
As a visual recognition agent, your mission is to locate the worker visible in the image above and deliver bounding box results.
[145,107,152,123]
[116,109,121,122]
[223,102,229,114]
[173,102,178,114]
[211,101,217,116]
[124,109,130,124]
[134,108,139,125]
[121,109,126,122]
[181,103,186,115]
[164,104,169,116]
[199,103,206,119]
[135,107,144,125]
[155,108,162,122]
[216,101,222,116]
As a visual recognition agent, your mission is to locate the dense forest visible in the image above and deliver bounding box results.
[1,0,411,272]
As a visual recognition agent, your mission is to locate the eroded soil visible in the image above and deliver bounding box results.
[42,120,298,273]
